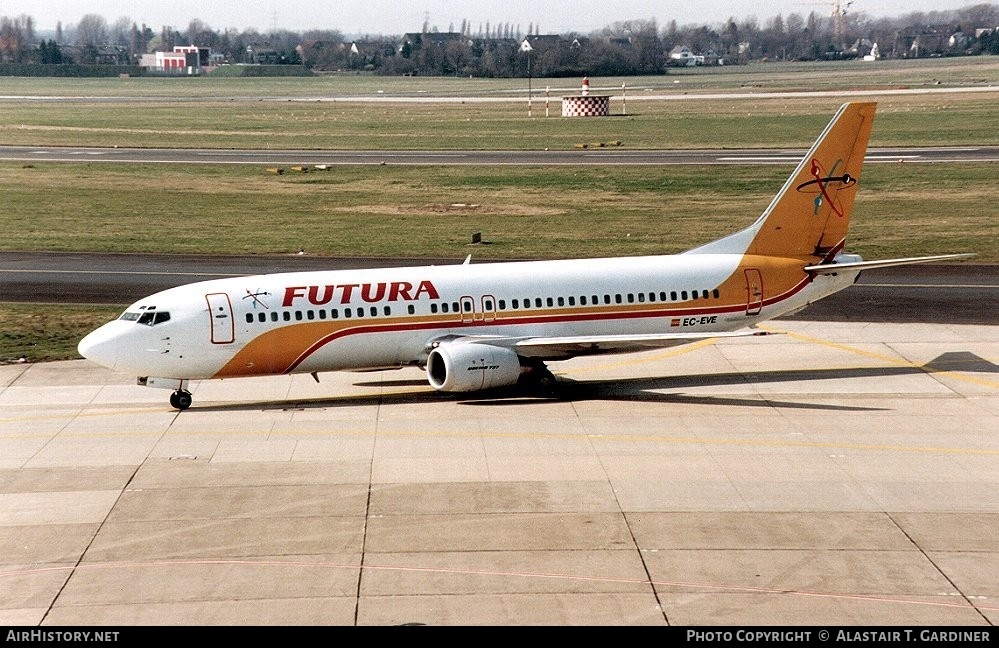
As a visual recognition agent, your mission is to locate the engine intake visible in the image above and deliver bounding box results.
[426,343,524,392]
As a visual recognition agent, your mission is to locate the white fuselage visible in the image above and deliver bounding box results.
[78,253,857,381]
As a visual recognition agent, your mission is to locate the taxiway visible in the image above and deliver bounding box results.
[1,319,997,625]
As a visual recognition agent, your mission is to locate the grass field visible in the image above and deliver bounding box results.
[1,59,996,362]
[1,161,994,261]
[1,88,996,150]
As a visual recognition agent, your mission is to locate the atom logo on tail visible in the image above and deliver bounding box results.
[796,158,857,217]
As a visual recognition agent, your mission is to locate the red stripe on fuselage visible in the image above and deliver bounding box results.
[280,275,812,374]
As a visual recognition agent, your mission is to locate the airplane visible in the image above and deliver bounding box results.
[78,101,972,410]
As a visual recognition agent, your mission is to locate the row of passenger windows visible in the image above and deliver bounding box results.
[496,289,720,311]
[245,304,412,324]
[243,288,722,325]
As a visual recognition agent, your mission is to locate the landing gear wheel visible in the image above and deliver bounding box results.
[520,361,562,396]
[170,390,193,411]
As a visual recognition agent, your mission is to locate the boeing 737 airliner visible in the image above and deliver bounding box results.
[79,102,971,410]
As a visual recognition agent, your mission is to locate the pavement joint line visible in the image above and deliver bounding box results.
[3,420,996,456]
[2,558,995,614]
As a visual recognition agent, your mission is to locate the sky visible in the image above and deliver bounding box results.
[2,0,986,36]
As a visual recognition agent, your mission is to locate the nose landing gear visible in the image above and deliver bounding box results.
[169,390,193,410]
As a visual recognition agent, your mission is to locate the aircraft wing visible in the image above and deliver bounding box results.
[451,329,770,358]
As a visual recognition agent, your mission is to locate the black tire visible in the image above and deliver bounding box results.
[171,390,193,410]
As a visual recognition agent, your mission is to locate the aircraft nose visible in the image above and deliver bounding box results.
[78,324,120,370]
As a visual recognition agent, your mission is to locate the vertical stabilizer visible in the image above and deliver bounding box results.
[687,102,876,261]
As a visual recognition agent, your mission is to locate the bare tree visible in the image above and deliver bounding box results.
[75,14,109,46]
[110,16,132,47]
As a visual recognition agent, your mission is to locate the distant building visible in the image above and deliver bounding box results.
[669,46,699,66]
[399,32,469,54]
[894,24,954,57]
[139,45,213,74]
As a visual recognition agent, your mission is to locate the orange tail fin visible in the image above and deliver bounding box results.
[688,102,877,262]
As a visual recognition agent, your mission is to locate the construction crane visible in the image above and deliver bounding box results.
[832,0,855,46]
[801,0,855,47]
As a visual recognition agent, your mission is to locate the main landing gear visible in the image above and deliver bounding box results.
[519,360,561,396]
[169,390,193,411]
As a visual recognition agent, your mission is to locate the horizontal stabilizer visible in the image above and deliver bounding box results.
[805,253,975,275]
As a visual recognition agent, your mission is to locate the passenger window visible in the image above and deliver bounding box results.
[671,291,677,301]
[283,311,291,321]
[431,303,438,314]
[295,311,303,321]
[681,291,688,300]
[408,305,415,315]
[615,294,622,304]
[535,298,542,308]
[512,299,519,309]
[713,289,720,299]
[271,312,278,322]
[307,310,315,320]
[246,313,254,324]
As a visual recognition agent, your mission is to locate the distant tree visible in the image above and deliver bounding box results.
[75,14,108,47]
[0,15,36,63]
[2,3,997,75]
[39,39,63,63]
[160,25,180,51]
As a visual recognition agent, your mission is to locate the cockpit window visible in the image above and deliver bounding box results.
[131,311,171,326]
[120,312,140,321]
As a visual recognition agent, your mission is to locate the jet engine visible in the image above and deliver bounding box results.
[426,343,524,392]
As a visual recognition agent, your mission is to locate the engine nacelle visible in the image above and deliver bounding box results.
[426,343,524,392]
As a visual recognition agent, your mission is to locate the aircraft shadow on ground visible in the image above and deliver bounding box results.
[192,352,996,414]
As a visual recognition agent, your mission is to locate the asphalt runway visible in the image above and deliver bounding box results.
[2,145,998,166]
